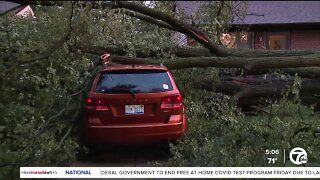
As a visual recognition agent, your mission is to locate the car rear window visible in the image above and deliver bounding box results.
[95,71,173,94]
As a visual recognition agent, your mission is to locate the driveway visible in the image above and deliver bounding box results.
[75,143,171,167]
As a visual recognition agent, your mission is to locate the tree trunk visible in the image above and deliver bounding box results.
[76,45,320,58]
[195,77,320,110]
[107,54,320,72]
[282,67,320,78]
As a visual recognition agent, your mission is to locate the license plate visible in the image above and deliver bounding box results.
[125,105,144,115]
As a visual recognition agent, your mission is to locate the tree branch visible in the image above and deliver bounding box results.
[8,1,320,59]
[69,1,74,31]
[2,8,74,76]
[114,1,228,56]
[114,9,180,32]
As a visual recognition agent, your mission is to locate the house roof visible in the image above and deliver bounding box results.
[176,1,320,26]
[0,1,20,14]
[175,1,203,16]
[232,1,320,25]
[0,1,34,17]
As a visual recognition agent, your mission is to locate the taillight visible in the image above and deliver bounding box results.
[161,96,174,109]
[85,97,95,106]
[160,94,183,109]
[95,98,109,111]
[173,94,183,108]
[85,97,109,111]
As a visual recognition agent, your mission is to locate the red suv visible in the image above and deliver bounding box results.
[84,64,187,145]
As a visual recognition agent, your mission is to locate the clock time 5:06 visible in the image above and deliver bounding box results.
[265,149,280,155]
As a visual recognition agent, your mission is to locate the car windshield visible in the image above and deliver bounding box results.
[96,71,173,94]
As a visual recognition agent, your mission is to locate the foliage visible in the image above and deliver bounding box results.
[71,1,176,58]
[176,1,247,45]
[0,1,206,177]
[156,69,320,167]
[0,3,93,178]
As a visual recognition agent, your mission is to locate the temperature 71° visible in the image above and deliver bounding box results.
[267,157,278,164]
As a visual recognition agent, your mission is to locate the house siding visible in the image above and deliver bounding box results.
[291,30,320,50]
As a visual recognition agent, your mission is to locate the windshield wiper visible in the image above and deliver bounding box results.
[109,88,136,96]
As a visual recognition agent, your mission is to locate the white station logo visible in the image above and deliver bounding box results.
[289,147,308,165]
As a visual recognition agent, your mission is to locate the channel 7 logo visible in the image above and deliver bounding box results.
[289,147,308,165]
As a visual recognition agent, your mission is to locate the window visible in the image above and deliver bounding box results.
[220,32,253,49]
[235,32,253,49]
[267,32,289,50]
[254,32,266,49]
[96,72,173,94]
[187,36,197,46]
[221,33,236,48]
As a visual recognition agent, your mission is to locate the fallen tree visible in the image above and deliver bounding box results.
[20,1,320,110]
[76,45,320,58]
[74,45,320,77]
[282,67,320,78]
[2,1,320,173]
[195,76,320,110]
[5,1,320,104]
[106,54,320,72]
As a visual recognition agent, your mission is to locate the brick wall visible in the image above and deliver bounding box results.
[291,30,320,50]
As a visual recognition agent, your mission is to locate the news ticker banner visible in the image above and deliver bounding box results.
[20,167,320,178]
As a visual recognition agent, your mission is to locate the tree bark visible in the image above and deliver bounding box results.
[105,54,320,71]
[76,45,320,58]
[243,55,320,72]
[213,77,320,96]
[196,77,320,110]
[282,67,320,78]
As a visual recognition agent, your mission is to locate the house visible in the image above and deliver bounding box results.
[0,1,34,17]
[175,1,320,50]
